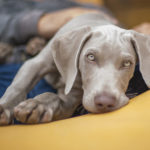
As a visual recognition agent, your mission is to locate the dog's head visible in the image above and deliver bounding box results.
[52,25,150,113]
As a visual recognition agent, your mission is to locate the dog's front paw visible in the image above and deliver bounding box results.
[14,99,53,124]
[0,105,13,125]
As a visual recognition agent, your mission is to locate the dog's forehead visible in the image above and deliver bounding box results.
[91,25,128,45]
[83,25,134,55]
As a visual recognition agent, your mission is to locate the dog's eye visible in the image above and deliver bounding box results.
[87,54,95,61]
[122,61,132,68]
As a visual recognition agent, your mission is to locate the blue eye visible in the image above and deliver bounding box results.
[87,54,95,61]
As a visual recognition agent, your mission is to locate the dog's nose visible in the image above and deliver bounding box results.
[94,93,116,110]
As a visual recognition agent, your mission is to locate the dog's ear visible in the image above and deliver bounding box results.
[129,30,150,88]
[51,26,92,94]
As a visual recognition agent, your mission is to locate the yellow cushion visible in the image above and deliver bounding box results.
[1,90,150,150]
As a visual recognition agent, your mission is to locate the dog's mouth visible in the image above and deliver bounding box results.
[73,101,128,116]
[89,100,129,114]
[73,98,129,116]
[73,71,149,116]
[73,94,130,116]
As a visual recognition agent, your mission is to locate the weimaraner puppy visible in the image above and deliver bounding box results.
[0,13,150,125]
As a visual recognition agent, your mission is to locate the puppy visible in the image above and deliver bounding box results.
[0,13,150,125]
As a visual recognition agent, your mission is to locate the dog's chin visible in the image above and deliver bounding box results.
[83,96,129,114]
[82,102,111,113]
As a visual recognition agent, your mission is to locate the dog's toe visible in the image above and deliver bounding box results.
[14,99,53,124]
[0,105,13,125]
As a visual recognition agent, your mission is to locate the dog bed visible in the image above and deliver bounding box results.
[0,91,150,150]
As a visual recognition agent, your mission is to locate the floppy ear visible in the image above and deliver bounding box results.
[130,30,150,88]
[51,26,92,95]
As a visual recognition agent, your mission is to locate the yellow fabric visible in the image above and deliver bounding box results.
[1,91,150,150]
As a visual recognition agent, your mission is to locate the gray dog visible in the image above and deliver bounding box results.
[0,13,150,125]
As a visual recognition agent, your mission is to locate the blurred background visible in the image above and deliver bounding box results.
[75,0,150,28]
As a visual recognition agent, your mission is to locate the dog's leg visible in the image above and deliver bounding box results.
[0,51,53,125]
[14,86,83,124]
[14,76,83,124]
